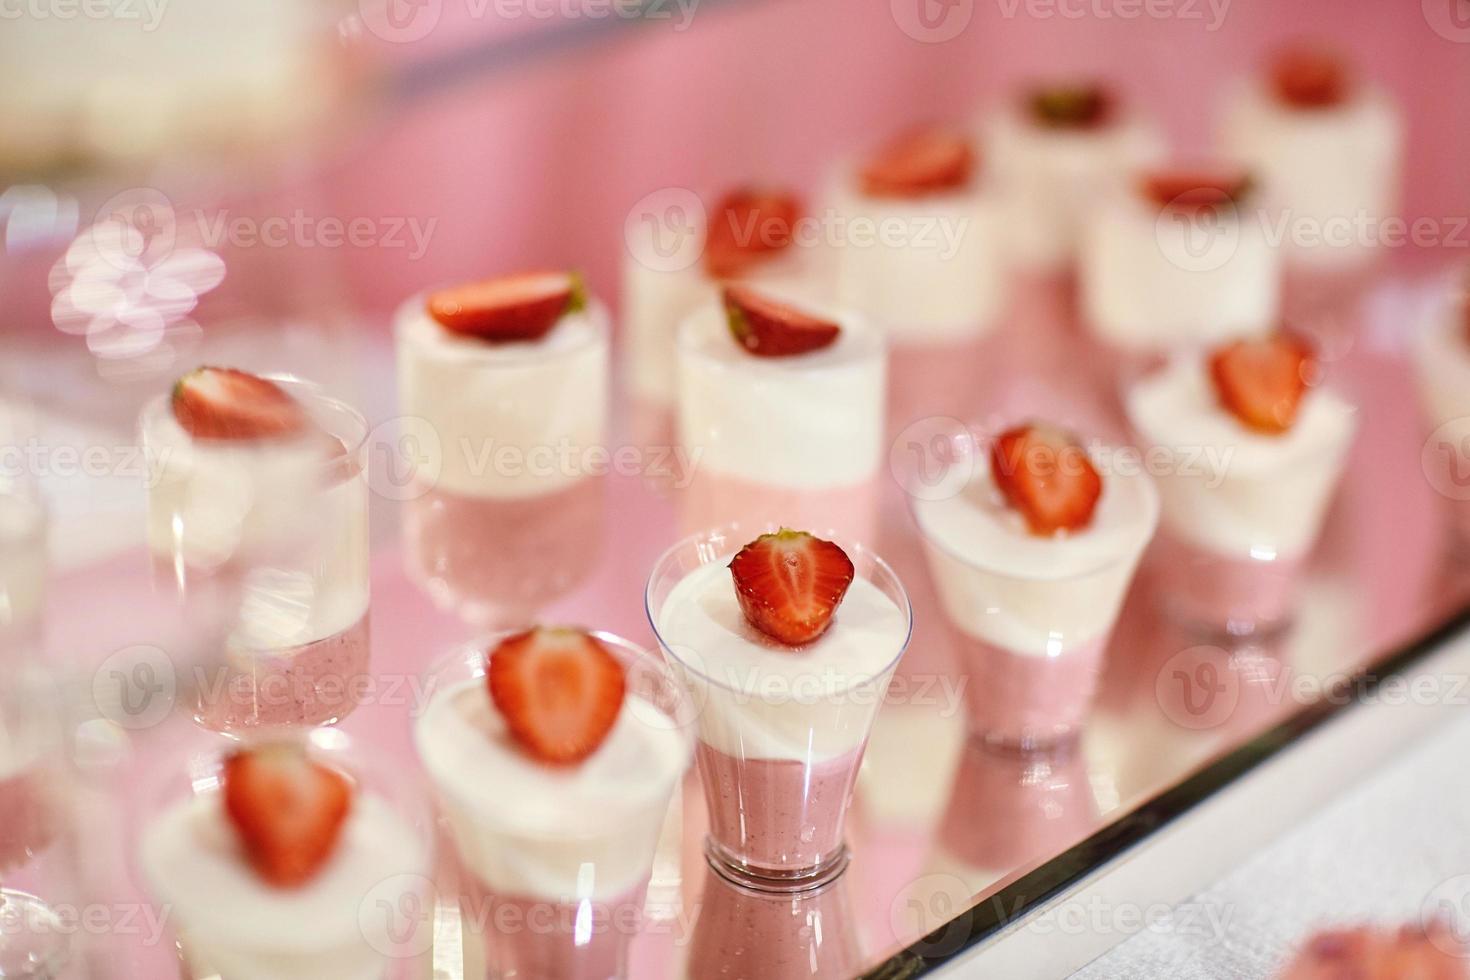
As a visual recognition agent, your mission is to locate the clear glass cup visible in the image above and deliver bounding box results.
[646,523,912,891]
[0,668,72,980]
[685,861,861,978]
[139,375,372,731]
[134,727,433,980]
[414,632,694,980]
[394,294,610,631]
[910,429,1158,750]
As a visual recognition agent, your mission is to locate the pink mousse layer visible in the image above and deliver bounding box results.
[685,865,861,979]
[678,470,878,549]
[459,873,648,980]
[194,612,370,731]
[1154,532,1306,636]
[0,769,53,874]
[952,631,1107,748]
[695,742,864,875]
[405,477,605,627]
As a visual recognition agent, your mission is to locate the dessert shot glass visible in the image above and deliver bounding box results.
[415,632,693,980]
[135,727,432,980]
[395,293,609,630]
[646,524,913,891]
[0,668,72,980]
[140,375,372,731]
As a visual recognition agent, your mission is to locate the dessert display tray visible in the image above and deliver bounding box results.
[40,267,1470,980]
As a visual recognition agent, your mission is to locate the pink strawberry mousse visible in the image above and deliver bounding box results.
[912,429,1158,748]
[651,538,910,882]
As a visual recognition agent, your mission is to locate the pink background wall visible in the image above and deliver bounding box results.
[315,0,1470,316]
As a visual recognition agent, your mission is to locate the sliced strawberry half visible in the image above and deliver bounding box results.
[990,423,1102,536]
[171,367,308,441]
[1208,334,1317,435]
[859,128,975,199]
[1140,168,1254,215]
[728,529,855,646]
[704,188,802,279]
[1027,84,1115,129]
[487,627,626,765]
[723,286,841,357]
[222,743,353,888]
[1271,45,1351,110]
[427,270,585,341]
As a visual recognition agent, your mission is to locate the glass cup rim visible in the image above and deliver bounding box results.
[139,371,370,464]
[906,426,1161,583]
[643,521,915,695]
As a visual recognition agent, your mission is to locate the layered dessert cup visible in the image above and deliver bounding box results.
[1081,166,1280,353]
[913,423,1158,748]
[983,82,1164,272]
[141,368,371,730]
[623,187,822,445]
[1126,335,1356,636]
[828,126,1006,428]
[415,628,692,980]
[648,525,912,889]
[396,271,609,628]
[0,485,45,655]
[1412,279,1470,554]
[139,732,430,980]
[676,287,886,547]
[1220,45,1402,274]
[685,862,861,979]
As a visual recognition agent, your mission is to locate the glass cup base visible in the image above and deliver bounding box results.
[0,890,68,980]
[703,838,850,895]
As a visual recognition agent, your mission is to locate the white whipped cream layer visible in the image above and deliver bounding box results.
[0,492,45,642]
[141,791,425,980]
[656,557,909,761]
[913,442,1158,655]
[1220,79,1402,269]
[1126,356,1356,559]
[415,678,689,901]
[394,297,609,499]
[829,174,1005,343]
[983,105,1166,270]
[1081,184,1280,351]
[676,300,886,489]
[142,398,370,648]
[623,249,828,407]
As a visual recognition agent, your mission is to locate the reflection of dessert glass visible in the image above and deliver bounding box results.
[415,630,692,980]
[0,672,68,980]
[139,732,430,980]
[675,289,887,546]
[140,370,371,730]
[933,740,1098,884]
[624,188,822,445]
[913,424,1157,748]
[396,272,609,628]
[830,127,1005,429]
[0,486,45,654]
[1081,167,1279,353]
[1221,46,1402,273]
[1126,340,1356,637]
[685,862,861,980]
[648,525,911,888]
[1412,290,1470,553]
[983,83,1164,272]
